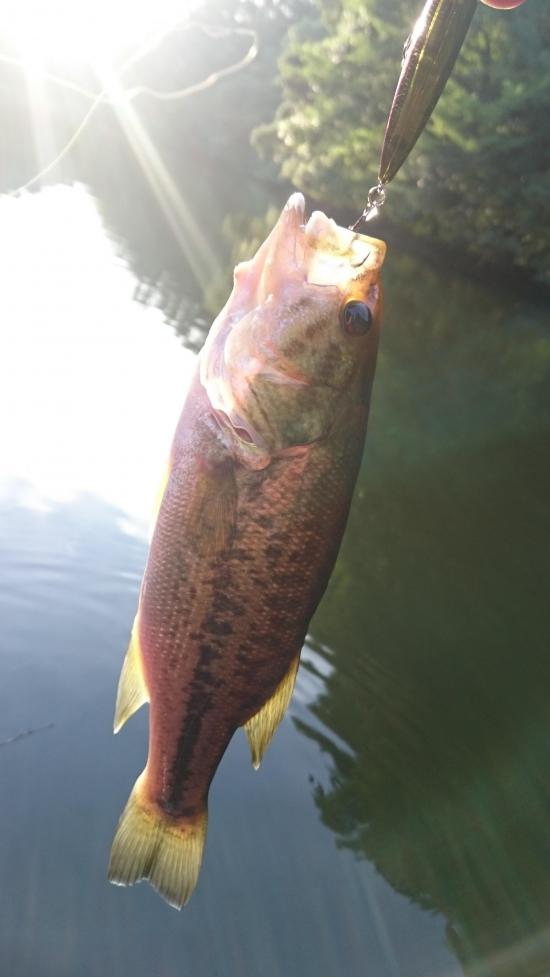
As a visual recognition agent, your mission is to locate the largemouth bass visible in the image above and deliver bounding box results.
[108,194,386,908]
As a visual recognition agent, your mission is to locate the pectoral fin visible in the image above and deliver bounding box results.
[244,655,300,769]
[113,618,149,733]
[195,463,237,553]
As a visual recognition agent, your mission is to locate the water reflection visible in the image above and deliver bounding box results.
[0,185,194,528]
[1,490,461,977]
[302,260,550,976]
[0,187,464,977]
[2,182,550,975]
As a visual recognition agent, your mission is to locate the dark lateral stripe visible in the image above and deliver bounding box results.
[165,697,208,814]
[163,639,224,813]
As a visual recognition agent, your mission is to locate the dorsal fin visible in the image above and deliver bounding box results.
[243,655,300,769]
[150,459,172,528]
[113,617,149,733]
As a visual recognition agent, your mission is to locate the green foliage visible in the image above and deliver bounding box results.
[255,0,550,284]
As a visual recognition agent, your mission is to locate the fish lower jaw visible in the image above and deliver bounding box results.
[285,192,305,219]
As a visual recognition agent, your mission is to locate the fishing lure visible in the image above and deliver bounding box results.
[352,0,528,228]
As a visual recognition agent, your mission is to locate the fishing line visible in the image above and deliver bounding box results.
[3,20,258,197]
[0,723,54,748]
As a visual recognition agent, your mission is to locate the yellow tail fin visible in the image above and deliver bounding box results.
[108,773,207,909]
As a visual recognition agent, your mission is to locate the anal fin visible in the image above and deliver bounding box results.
[243,655,300,769]
[113,617,149,733]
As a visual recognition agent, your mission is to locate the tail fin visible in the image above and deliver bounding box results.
[108,773,207,909]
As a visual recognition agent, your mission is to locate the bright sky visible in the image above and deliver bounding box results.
[0,184,196,533]
[0,0,195,65]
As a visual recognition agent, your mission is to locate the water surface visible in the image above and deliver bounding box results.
[1,185,549,977]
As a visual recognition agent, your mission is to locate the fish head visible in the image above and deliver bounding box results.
[200,193,386,465]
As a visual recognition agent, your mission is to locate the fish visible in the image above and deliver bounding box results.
[107,193,386,909]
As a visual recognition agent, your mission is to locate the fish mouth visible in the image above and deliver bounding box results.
[233,193,386,300]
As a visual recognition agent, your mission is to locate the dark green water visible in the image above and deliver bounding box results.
[1,184,549,977]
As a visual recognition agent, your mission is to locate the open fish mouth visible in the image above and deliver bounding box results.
[235,192,385,301]
[277,192,366,255]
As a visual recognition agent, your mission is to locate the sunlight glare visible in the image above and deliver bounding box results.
[1,0,193,66]
[0,185,196,534]
[99,64,220,291]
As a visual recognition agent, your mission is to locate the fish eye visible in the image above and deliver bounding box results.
[340,300,373,336]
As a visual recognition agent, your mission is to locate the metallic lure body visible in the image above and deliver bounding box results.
[108,194,386,908]
[379,0,478,185]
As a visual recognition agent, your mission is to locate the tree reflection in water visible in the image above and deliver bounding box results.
[298,256,550,977]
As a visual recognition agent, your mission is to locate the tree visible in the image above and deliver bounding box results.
[254,0,550,284]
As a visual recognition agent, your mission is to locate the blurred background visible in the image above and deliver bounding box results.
[1,1,549,975]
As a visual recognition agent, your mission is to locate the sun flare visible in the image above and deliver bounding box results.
[0,0,194,67]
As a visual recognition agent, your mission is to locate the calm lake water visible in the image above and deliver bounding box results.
[1,183,550,977]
